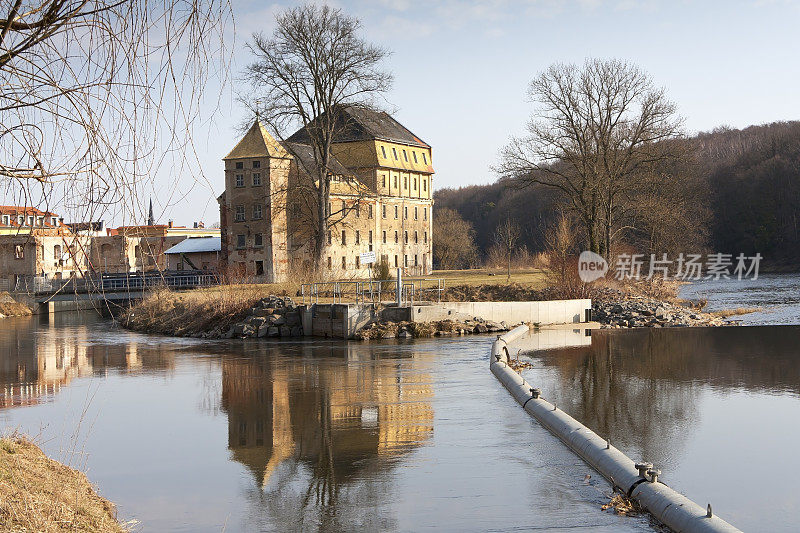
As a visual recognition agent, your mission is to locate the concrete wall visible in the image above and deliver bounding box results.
[410,299,592,326]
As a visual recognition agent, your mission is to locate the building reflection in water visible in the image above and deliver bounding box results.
[0,313,174,408]
[220,342,434,520]
[522,325,800,466]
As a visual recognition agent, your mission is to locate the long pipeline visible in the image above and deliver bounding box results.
[490,325,741,533]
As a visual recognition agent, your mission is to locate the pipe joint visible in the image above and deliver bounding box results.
[646,468,661,483]
[635,462,653,478]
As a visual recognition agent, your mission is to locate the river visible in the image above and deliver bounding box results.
[0,274,798,531]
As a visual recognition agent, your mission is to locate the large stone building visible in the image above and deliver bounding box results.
[218,106,434,282]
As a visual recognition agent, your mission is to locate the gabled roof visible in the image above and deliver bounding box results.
[224,121,290,160]
[286,105,430,148]
[284,142,351,177]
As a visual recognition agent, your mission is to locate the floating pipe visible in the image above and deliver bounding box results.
[490,325,741,533]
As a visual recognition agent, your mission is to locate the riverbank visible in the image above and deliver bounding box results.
[0,292,33,319]
[0,436,124,532]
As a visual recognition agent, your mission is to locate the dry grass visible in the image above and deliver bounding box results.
[121,281,300,336]
[432,268,548,289]
[710,307,763,318]
[0,293,33,318]
[601,492,643,516]
[0,436,125,532]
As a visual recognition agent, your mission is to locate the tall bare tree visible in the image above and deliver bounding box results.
[0,0,231,226]
[242,4,391,267]
[433,207,477,269]
[498,58,684,258]
[493,219,520,281]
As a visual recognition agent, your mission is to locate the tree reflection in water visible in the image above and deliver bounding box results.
[525,326,800,466]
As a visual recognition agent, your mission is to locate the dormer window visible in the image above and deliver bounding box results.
[27,216,33,226]
[381,146,387,159]
[1,215,9,226]
[18,216,24,225]
[36,217,43,226]
[51,217,58,226]
[403,150,408,162]
[392,147,398,160]
[413,152,418,163]
[422,153,428,165]
[235,161,243,169]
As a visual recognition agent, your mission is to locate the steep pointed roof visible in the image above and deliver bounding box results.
[224,121,290,160]
[286,106,430,148]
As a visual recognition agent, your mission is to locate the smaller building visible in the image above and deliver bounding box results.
[0,206,63,235]
[164,237,221,271]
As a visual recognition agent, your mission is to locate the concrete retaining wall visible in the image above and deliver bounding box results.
[491,326,741,533]
[411,299,591,325]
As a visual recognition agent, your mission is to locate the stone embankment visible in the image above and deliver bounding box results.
[355,317,514,340]
[592,287,729,328]
[198,295,304,339]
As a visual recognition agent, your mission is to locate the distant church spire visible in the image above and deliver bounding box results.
[147,198,155,226]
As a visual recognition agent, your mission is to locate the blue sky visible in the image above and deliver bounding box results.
[160,0,800,225]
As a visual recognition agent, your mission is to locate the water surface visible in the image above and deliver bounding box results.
[0,313,650,532]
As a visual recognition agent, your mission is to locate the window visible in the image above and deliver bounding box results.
[1,215,8,225]
[394,255,398,267]
[414,231,418,243]
[403,149,408,162]
[369,230,373,244]
[27,216,33,226]
[235,205,245,222]
[394,230,398,244]
[394,176,398,188]
[414,255,418,266]
[414,206,418,220]
[252,160,260,168]
[381,146,387,158]
[423,178,427,192]
[327,256,332,269]
[327,230,332,245]
[36,217,43,226]
[356,255,361,268]
[252,204,263,219]
[424,207,428,221]
[17,216,23,225]
[424,231,428,244]
[236,234,246,249]
[342,256,346,269]
[355,230,360,244]
[252,173,261,186]
[51,217,58,226]
[254,233,263,247]
[235,161,243,169]
[392,147,398,160]
[341,230,346,245]
[355,204,360,218]
[394,205,398,219]
[382,175,386,187]
[341,200,346,214]
[14,245,23,259]
[255,260,264,275]
[382,205,387,218]
[422,153,428,164]
[404,231,408,244]
[382,231,386,244]
[404,206,408,219]
[404,255,408,267]
[235,174,244,187]
[413,152,418,163]
[368,204,373,219]
[53,245,61,260]
[414,178,417,190]
[177,259,184,271]
[404,176,408,189]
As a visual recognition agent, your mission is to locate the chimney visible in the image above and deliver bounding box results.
[193,222,198,228]
[168,220,173,228]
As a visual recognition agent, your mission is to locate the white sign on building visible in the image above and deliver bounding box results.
[360,251,377,264]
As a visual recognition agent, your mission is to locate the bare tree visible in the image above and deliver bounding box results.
[493,219,520,281]
[433,207,477,269]
[498,58,684,259]
[242,4,391,267]
[1,0,231,229]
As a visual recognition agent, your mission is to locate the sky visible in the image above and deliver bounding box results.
[118,0,800,226]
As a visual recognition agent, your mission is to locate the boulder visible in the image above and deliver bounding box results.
[290,326,303,337]
[242,324,256,337]
[279,325,291,337]
[257,324,270,338]
[270,315,287,326]
[267,326,280,337]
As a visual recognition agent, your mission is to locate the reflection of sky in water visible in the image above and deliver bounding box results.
[522,324,800,533]
[679,273,800,325]
[0,313,651,533]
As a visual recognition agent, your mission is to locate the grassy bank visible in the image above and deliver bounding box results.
[122,282,299,336]
[0,436,124,532]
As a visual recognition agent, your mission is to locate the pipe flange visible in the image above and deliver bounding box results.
[635,462,653,478]
[646,468,661,483]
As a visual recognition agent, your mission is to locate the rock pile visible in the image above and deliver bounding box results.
[355,317,513,340]
[201,296,304,339]
[592,288,727,328]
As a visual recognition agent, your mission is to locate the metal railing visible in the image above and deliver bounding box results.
[301,278,445,306]
[13,271,218,296]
